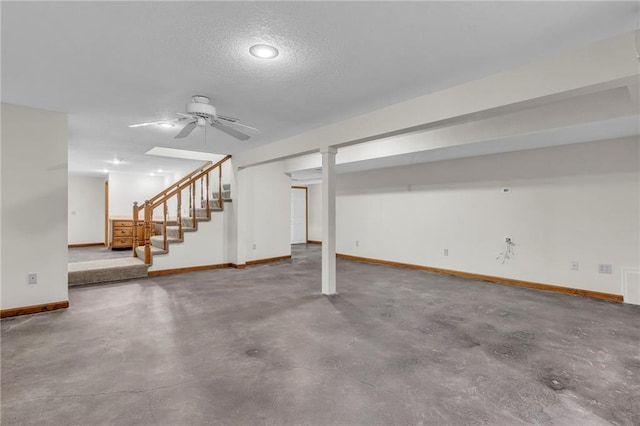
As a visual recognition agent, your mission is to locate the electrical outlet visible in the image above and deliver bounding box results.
[505,237,512,243]
[355,240,359,247]
[252,243,256,250]
[28,273,37,284]
[570,260,579,271]
[598,264,612,274]
[444,248,449,256]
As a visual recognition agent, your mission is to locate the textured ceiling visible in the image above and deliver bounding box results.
[2,1,638,176]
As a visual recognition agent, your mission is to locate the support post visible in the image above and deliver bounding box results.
[321,147,337,295]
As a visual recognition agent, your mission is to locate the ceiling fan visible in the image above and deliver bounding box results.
[129,95,257,140]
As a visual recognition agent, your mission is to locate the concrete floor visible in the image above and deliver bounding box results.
[3,244,639,425]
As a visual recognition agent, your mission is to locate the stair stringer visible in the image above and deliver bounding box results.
[146,209,228,272]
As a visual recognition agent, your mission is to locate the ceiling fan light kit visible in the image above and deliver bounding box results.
[129,95,256,141]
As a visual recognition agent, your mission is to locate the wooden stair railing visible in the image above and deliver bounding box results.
[132,155,232,264]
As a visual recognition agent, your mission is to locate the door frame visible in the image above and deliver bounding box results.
[291,186,308,243]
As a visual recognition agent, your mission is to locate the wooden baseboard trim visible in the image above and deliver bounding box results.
[68,242,104,248]
[148,263,231,276]
[307,240,322,244]
[1,301,69,318]
[230,263,246,269]
[336,253,623,303]
[246,255,292,266]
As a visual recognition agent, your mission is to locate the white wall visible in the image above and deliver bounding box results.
[238,161,292,262]
[68,175,105,244]
[1,104,69,310]
[334,138,639,296]
[308,183,322,241]
[147,210,227,272]
[108,172,167,218]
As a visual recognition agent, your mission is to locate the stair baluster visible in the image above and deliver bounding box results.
[144,200,152,265]
[191,181,197,228]
[177,191,183,240]
[200,176,204,212]
[205,173,211,219]
[163,200,168,251]
[218,165,223,209]
[132,202,139,257]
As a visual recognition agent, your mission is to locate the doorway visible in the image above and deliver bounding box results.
[291,186,308,244]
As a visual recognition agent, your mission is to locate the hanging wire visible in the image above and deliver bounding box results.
[496,239,516,264]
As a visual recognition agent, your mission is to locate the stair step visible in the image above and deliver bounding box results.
[201,199,230,209]
[135,245,168,261]
[181,217,210,228]
[150,235,182,249]
[68,258,148,286]
[153,225,196,238]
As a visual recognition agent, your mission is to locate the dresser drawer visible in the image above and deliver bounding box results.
[112,237,133,248]
[113,227,133,237]
[112,221,133,228]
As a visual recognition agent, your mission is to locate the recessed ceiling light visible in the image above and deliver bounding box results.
[110,158,123,165]
[249,44,279,59]
[157,122,175,128]
[103,169,109,174]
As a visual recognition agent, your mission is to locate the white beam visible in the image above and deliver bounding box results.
[321,147,337,295]
[236,31,639,169]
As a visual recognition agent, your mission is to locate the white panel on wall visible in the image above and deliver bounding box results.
[335,138,639,296]
[1,104,69,310]
[68,175,105,244]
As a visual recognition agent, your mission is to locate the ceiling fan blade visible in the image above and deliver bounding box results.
[175,120,197,138]
[211,120,250,141]
[217,114,239,123]
[129,120,164,128]
[227,121,261,133]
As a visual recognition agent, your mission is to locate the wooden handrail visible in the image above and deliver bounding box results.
[147,155,230,210]
[145,161,212,207]
[132,155,231,263]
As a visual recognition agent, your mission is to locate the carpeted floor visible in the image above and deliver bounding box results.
[3,244,639,425]
[68,245,133,263]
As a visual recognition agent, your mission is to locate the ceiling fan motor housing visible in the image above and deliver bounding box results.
[185,101,217,121]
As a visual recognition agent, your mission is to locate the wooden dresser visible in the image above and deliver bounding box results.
[109,218,144,249]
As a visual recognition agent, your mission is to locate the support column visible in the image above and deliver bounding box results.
[321,147,337,295]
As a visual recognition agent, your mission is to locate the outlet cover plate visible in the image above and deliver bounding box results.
[598,264,612,274]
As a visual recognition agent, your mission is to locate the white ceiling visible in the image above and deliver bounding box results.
[2,1,639,177]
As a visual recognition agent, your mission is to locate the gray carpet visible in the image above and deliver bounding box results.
[68,258,148,286]
[68,246,132,262]
[3,244,639,425]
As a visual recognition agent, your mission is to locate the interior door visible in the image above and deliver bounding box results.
[291,187,307,244]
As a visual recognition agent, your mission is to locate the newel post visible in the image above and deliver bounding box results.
[144,200,152,265]
[132,202,139,257]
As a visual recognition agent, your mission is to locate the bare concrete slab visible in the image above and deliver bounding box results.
[3,244,639,425]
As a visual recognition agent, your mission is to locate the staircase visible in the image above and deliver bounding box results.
[67,157,232,286]
[133,156,232,266]
[133,204,227,261]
